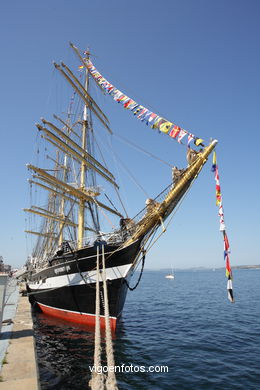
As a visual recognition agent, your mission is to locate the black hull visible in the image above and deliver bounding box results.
[26,239,141,330]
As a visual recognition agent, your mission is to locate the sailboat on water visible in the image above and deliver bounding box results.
[165,268,175,279]
[24,43,217,331]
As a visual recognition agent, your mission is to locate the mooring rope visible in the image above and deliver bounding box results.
[89,246,105,389]
[89,245,118,390]
[102,244,118,390]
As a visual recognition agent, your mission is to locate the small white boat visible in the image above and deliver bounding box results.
[165,273,174,279]
[165,268,175,279]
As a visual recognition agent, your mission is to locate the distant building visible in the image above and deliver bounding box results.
[0,256,11,273]
[0,256,4,272]
[3,264,11,272]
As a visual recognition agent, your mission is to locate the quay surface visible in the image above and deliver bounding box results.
[0,279,38,389]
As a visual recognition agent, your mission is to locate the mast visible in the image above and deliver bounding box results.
[78,64,89,249]
[48,150,59,253]
[58,135,68,246]
[25,47,123,262]
[58,98,75,246]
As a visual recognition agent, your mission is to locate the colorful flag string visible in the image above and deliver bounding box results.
[85,58,204,148]
[212,151,234,303]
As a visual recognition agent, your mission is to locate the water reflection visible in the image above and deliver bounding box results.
[33,311,134,389]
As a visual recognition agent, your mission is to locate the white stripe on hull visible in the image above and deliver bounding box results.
[28,263,132,290]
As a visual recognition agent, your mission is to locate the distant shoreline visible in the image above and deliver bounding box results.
[231,265,260,270]
[145,265,260,271]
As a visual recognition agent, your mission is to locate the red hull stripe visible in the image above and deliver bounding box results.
[38,303,117,332]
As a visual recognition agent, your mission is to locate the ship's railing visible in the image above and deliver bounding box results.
[28,255,49,271]
[67,230,126,251]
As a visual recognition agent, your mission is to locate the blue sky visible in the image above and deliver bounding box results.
[0,0,259,269]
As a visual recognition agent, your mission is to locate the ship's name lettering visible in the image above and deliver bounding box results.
[54,266,71,274]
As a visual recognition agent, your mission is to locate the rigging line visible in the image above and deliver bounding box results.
[100,133,149,198]
[92,131,129,218]
[87,201,100,233]
[143,178,195,252]
[146,177,196,253]
[116,179,196,274]
[92,128,129,217]
[91,131,110,172]
[48,198,78,256]
[104,193,121,216]
[92,198,116,229]
[124,250,146,291]
[113,132,172,167]
[86,111,101,231]
[96,129,149,201]
[108,148,149,198]
[115,186,129,218]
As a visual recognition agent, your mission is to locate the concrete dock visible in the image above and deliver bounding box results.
[0,285,38,389]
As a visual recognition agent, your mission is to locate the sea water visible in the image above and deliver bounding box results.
[33,269,260,389]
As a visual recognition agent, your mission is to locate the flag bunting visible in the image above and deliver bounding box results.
[212,151,234,303]
[85,58,204,148]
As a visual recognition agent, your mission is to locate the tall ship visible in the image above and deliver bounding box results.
[24,43,217,331]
